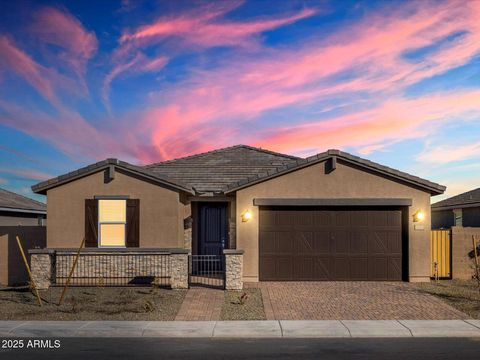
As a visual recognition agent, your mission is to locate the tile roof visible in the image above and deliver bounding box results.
[224,149,446,195]
[32,158,194,195]
[145,145,300,193]
[0,187,46,212]
[31,145,445,196]
[431,187,480,209]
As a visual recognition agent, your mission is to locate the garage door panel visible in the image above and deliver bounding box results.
[350,231,368,253]
[314,231,331,252]
[313,257,332,279]
[276,256,294,280]
[276,232,295,253]
[314,211,333,226]
[350,257,369,280]
[333,257,350,280]
[388,256,402,280]
[387,232,402,253]
[294,232,315,253]
[369,257,389,280]
[333,230,349,253]
[259,207,404,281]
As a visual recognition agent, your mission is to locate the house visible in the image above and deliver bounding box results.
[31,145,445,284]
[0,188,46,286]
[432,188,480,229]
[0,187,46,226]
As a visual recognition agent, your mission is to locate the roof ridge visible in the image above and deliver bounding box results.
[0,187,46,207]
[432,187,480,207]
[145,144,300,168]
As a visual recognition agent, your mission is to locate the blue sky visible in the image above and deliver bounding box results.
[0,0,479,202]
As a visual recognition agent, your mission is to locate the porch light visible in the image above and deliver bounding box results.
[413,210,425,222]
[242,210,252,222]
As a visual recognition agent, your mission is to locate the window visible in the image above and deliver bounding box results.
[98,199,126,247]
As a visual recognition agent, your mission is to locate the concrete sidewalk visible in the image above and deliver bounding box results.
[1,320,479,338]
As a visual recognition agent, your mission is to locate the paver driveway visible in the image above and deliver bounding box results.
[249,282,467,320]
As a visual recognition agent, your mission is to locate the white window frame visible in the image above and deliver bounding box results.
[453,208,463,227]
[97,198,127,248]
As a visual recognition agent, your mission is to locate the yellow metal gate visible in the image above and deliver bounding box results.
[430,230,451,278]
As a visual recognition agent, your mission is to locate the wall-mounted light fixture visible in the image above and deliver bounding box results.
[413,210,425,222]
[241,210,252,222]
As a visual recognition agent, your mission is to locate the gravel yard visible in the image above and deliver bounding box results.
[413,280,480,319]
[0,286,186,320]
[221,288,266,320]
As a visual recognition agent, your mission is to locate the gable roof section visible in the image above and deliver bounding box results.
[145,145,300,194]
[224,149,446,195]
[432,187,480,210]
[0,187,46,213]
[32,158,194,195]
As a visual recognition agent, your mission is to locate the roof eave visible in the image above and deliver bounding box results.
[32,160,194,195]
[224,152,446,195]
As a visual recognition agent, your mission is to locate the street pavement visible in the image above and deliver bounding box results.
[1,337,480,360]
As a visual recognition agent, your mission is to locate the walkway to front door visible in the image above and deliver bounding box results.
[175,288,224,321]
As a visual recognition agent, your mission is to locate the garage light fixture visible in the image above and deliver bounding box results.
[413,210,425,222]
[242,210,252,222]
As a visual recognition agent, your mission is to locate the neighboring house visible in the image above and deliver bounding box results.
[0,188,46,226]
[0,188,46,286]
[32,145,445,283]
[432,188,480,229]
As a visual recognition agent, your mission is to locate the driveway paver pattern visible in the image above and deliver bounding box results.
[248,282,468,320]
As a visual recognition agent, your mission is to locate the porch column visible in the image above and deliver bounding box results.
[29,249,55,290]
[170,249,189,289]
[224,249,244,290]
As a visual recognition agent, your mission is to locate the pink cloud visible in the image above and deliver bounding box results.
[417,141,480,164]
[0,35,86,106]
[119,2,315,49]
[0,168,53,181]
[134,0,480,161]
[102,53,168,111]
[0,35,57,104]
[252,90,480,155]
[32,7,98,77]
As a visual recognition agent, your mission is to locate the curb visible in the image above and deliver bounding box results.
[1,320,479,338]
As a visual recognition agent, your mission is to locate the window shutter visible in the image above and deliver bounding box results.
[126,199,140,247]
[85,199,98,247]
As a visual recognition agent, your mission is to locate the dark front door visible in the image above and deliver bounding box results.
[198,203,228,255]
[259,206,404,281]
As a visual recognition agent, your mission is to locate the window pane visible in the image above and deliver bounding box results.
[100,224,125,247]
[99,199,126,222]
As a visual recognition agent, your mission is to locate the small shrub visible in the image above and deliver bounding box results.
[143,300,155,313]
[231,292,249,305]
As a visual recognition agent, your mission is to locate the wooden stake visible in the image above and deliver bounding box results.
[473,235,480,292]
[58,237,85,306]
[15,236,42,307]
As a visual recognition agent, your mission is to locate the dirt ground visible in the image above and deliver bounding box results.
[0,286,186,320]
[413,280,480,319]
[221,288,266,320]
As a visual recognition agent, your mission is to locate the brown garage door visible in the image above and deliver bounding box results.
[259,207,404,281]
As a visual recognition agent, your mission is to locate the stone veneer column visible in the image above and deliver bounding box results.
[29,249,55,290]
[170,250,189,289]
[224,249,244,290]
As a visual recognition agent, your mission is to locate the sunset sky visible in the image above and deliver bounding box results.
[0,0,479,202]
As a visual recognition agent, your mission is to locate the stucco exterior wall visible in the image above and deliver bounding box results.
[432,209,454,229]
[0,226,46,285]
[236,160,434,282]
[0,212,43,226]
[46,169,187,249]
